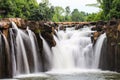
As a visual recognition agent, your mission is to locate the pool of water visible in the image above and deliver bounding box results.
[13,69,120,80]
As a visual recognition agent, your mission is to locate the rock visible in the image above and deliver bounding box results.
[0,21,10,29]
[91,21,106,32]
[90,22,97,25]
[96,21,106,31]
[75,24,84,30]
[99,38,109,70]
[40,23,56,47]
[99,20,120,72]
[2,18,22,27]
[91,32,101,45]
[0,33,12,78]
[26,21,39,31]
[117,21,120,31]
[59,25,66,31]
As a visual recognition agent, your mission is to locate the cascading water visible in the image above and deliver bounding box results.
[0,32,12,78]
[51,27,94,71]
[10,22,30,74]
[40,34,53,70]
[0,20,119,80]
[9,22,42,75]
[27,27,42,72]
[0,21,108,79]
[42,26,107,73]
[93,33,106,68]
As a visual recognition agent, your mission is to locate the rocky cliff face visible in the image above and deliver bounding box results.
[105,20,120,72]
[95,20,120,72]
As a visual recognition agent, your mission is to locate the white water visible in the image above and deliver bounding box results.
[51,27,94,70]
[9,22,107,76]
[11,22,45,74]
[2,34,10,56]
[40,34,53,70]
[11,22,30,74]
[40,34,52,63]
[40,26,107,73]
[93,33,106,68]
[27,27,39,72]
[9,28,17,76]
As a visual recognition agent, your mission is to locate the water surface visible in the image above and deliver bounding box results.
[15,70,120,80]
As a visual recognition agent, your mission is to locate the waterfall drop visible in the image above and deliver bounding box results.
[9,22,43,75]
[93,33,106,68]
[3,22,107,77]
[51,27,94,71]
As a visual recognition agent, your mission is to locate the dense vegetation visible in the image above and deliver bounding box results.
[87,0,120,21]
[0,0,120,22]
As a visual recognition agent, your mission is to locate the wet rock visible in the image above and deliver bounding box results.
[117,24,120,32]
[0,33,12,78]
[1,18,22,28]
[40,23,56,47]
[59,25,66,31]
[99,20,120,72]
[90,22,97,25]
[26,21,39,30]
[99,38,109,70]
[91,21,106,32]
[75,24,84,30]
[91,32,101,45]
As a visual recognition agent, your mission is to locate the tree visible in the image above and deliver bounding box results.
[0,0,38,18]
[71,9,80,21]
[109,0,120,19]
[41,0,49,5]
[52,6,64,22]
[64,6,71,21]
[29,0,54,21]
[65,6,70,16]
[101,0,113,20]
[71,9,87,22]
[86,0,120,21]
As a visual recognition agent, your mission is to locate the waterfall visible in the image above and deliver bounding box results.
[93,33,106,68]
[0,21,108,78]
[9,28,17,76]
[0,32,12,78]
[9,22,42,75]
[40,34,53,70]
[51,27,94,70]
[41,27,107,72]
[26,27,41,72]
[10,22,30,74]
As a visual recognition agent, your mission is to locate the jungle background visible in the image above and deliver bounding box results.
[0,0,119,22]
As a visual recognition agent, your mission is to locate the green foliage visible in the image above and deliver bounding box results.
[52,6,65,22]
[71,9,80,21]
[71,9,88,22]
[86,13,96,21]
[109,0,120,19]
[64,6,71,21]
[0,0,38,18]
[86,0,120,21]
[29,0,54,21]
[1,0,120,22]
